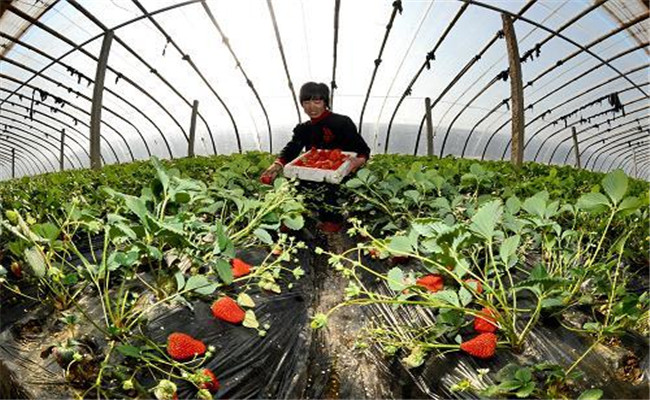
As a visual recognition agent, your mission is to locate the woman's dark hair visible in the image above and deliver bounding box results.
[299,82,330,108]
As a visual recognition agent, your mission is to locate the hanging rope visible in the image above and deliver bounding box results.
[266,0,302,129]
[331,0,341,109]
[358,0,402,135]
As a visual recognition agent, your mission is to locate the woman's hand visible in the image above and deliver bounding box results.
[260,161,283,184]
[349,156,367,173]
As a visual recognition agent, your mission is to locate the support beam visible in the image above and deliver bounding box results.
[189,100,198,157]
[633,147,638,178]
[90,30,114,170]
[60,128,65,171]
[571,126,581,168]
[11,148,15,179]
[425,97,433,156]
[502,13,524,167]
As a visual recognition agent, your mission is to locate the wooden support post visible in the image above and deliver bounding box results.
[90,30,114,170]
[425,97,434,156]
[188,100,198,157]
[571,126,581,169]
[633,147,638,178]
[502,14,524,167]
[60,128,66,171]
[11,148,15,178]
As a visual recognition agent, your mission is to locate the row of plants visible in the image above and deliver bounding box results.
[311,164,648,398]
[0,156,307,399]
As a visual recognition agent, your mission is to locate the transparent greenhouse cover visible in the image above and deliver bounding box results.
[0,0,648,180]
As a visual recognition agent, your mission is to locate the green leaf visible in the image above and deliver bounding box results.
[602,169,627,205]
[498,381,523,391]
[214,259,233,285]
[254,228,273,245]
[116,344,142,359]
[185,275,217,295]
[514,368,532,383]
[24,246,45,278]
[458,287,473,306]
[345,178,364,189]
[151,156,170,194]
[387,267,406,291]
[388,235,415,254]
[242,310,259,329]
[522,193,546,218]
[123,195,149,225]
[431,290,460,307]
[578,389,603,400]
[505,196,521,214]
[500,235,520,265]
[31,223,60,241]
[496,364,519,382]
[576,193,610,213]
[515,382,536,398]
[470,199,503,241]
[617,196,641,215]
[237,292,256,308]
[174,271,185,292]
[282,214,304,230]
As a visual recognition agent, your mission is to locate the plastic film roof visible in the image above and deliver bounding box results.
[0,0,648,180]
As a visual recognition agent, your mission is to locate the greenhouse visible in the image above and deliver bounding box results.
[0,0,648,399]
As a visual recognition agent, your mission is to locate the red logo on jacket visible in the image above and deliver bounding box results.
[323,127,334,143]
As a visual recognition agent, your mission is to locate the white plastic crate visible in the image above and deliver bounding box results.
[283,150,358,184]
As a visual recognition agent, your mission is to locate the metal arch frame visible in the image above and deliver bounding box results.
[450,0,619,159]
[480,42,649,161]
[591,129,649,171]
[0,32,169,159]
[537,95,649,163]
[415,0,538,156]
[0,133,54,172]
[0,75,130,163]
[2,2,209,160]
[512,43,649,156]
[202,0,270,153]
[0,148,36,177]
[578,111,649,164]
[1,61,140,161]
[610,141,649,173]
[0,116,81,167]
[619,149,650,178]
[1,99,108,164]
[0,153,31,178]
[598,135,649,172]
[582,122,649,168]
[2,124,68,170]
[384,1,471,153]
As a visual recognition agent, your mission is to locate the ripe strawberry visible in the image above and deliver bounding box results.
[460,332,497,359]
[211,296,245,324]
[473,307,498,333]
[199,368,220,392]
[166,332,206,361]
[464,278,483,294]
[231,258,251,278]
[416,274,444,292]
[260,174,272,185]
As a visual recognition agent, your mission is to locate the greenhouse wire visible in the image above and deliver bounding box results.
[0,148,35,177]
[2,56,145,161]
[330,0,341,109]
[384,1,470,154]
[0,109,89,163]
[0,134,53,172]
[0,118,79,168]
[544,94,650,164]
[2,124,68,169]
[451,0,609,159]
[589,127,650,170]
[0,32,165,161]
[441,0,562,157]
[357,0,402,136]
[523,63,649,160]
[497,22,649,159]
[2,0,215,159]
[480,41,649,161]
[601,139,648,175]
[265,0,302,128]
[609,138,649,173]
[0,70,135,162]
[200,0,273,153]
[624,152,650,178]
[584,122,650,169]
[1,98,113,164]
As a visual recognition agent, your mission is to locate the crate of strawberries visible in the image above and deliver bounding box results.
[283,147,358,184]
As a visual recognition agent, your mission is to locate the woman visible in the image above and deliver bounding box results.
[261,82,371,232]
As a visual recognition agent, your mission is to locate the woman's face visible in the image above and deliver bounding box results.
[301,98,326,119]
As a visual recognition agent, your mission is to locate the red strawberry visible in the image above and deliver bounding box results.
[10,261,22,279]
[231,258,251,278]
[166,332,206,361]
[211,296,245,324]
[460,332,497,359]
[260,174,272,185]
[199,368,220,392]
[473,307,498,333]
[464,278,483,294]
[416,274,444,292]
